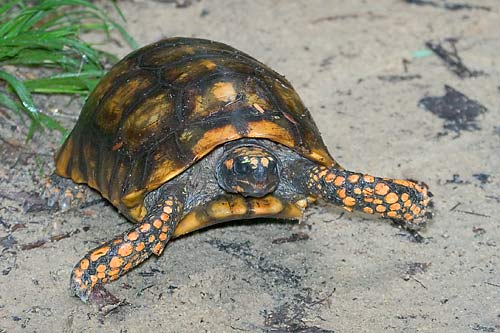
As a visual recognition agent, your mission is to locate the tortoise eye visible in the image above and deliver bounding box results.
[234,161,250,175]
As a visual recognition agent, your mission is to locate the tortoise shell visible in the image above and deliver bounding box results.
[55,37,335,221]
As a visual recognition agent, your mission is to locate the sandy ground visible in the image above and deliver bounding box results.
[1,0,500,332]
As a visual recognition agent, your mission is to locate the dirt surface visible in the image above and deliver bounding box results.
[1,0,499,332]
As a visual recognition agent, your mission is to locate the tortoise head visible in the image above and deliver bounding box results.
[216,145,280,197]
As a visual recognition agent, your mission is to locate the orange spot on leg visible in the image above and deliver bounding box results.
[363,207,374,214]
[80,259,89,270]
[375,183,390,195]
[385,192,399,204]
[110,256,124,269]
[118,243,133,257]
[90,246,110,262]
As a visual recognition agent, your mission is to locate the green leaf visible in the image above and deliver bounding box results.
[0,70,39,118]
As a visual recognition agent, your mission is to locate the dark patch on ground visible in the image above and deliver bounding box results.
[472,226,486,236]
[272,232,310,245]
[405,0,491,11]
[406,262,431,275]
[153,0,198,8]
[444,174,469,185]
[472,173,491,185]
[263,290,336,333]
[470,323,497,332]
[207,238,335,332]
[426,39,484,78]
[418,85,487,133]
[206,238,302,287]
[377,74,421,82]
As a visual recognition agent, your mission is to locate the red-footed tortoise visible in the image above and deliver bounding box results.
[47,37,432,303]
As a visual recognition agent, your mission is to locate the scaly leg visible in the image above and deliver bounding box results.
[43,173,99,211]
[70,195,184,302]
[304,165,432,229]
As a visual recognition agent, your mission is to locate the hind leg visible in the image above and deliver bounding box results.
[43,173,100,211]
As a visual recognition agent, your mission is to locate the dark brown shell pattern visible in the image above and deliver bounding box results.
[55,38,334,221]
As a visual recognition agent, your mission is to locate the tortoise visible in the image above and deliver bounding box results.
[47,37,432,303]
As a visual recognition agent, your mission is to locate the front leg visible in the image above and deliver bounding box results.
[70,194,184,302]
[302,165,432,229]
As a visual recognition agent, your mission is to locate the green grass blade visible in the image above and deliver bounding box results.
[0,70,39,118]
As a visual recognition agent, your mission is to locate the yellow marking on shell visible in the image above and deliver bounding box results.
[122,190,147,209]
[90,246,110,262]
[145,157,176,185]
[249,196,284,215]
[159,233,167,241]
[404,200,412,208]
[193,95,205,116]
[96,264,106,273]
[148,235,155,243]
[246,120,295,147]
[253,103,265,113]
[201,60,217,70]
[124,262,133,271]
[308,149,334,165]
[173,211,207,237]
[385,193,399,204]
[295,199,308,209]
[192,124,240,157]
[97,272,106,279]
[207,197,247,220]
[97,76,153,134]
[364,197,374,203]
[110,256,124,269]
[375,205,386,213]
[401,193,409,202]
[211,82,237,102]
[373,198,383,205]
[118,243,133,257]
[337,188,346,199]
[374,183,390,196]
[261,157,269,168]
[354,188,362,195]
[179,130,193,142]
